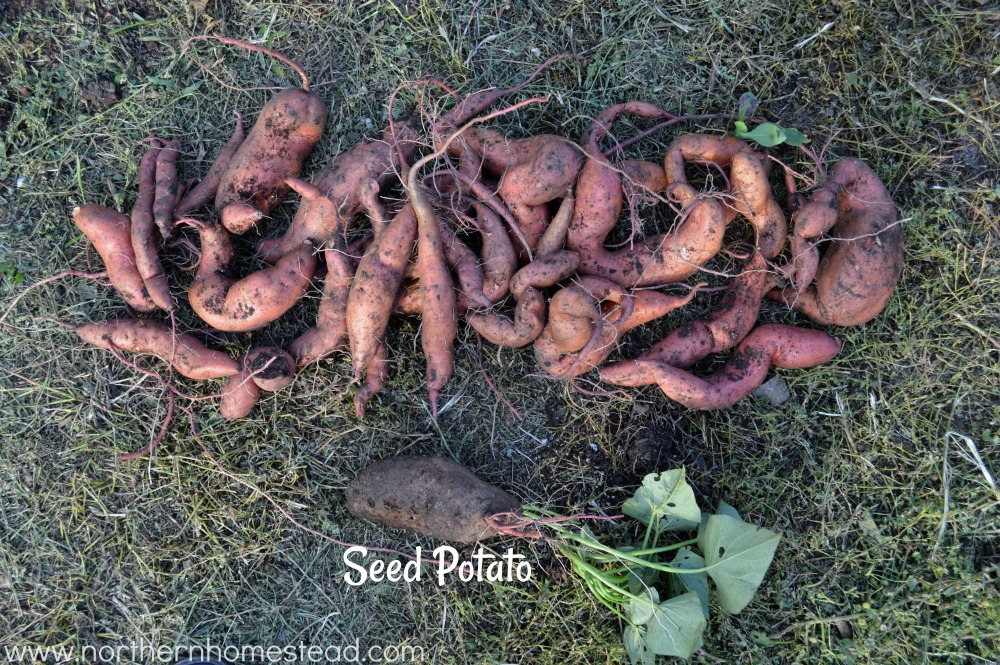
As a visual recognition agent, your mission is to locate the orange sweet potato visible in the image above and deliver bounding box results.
[152,139,181,239]
[220,368,260,419]
[769,158,903,326]
[568,104,727,288]
[601,251,776,384]
[176,114,246,216]
[215,88,328,234]
[258,119,419,261]
[283,177,356,366]
[72,204,158,313]
[76,319,238,380]
[534,278,699,378]
[187,218,317,332]
[347,204,417,378]
[130,141,173,310]
[243,346,295,391]
[604,323,841,409]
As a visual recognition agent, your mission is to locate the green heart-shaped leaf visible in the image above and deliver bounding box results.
[644,592,707,658]
[699,514,781,613]
[623,470,701,533]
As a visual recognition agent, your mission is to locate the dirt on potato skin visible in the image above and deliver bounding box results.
[346,455,520,544]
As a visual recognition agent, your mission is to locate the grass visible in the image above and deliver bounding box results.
[1,0,998,663]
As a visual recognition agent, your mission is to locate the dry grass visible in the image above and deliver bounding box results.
[1,1,998,663]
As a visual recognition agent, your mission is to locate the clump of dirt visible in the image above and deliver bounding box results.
[78,79,119,112]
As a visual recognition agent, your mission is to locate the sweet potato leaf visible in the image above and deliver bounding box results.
[699,514,781,614]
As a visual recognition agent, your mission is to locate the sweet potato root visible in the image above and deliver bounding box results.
[347,204,417,378]
[727,151,787,258]
[602,323,841,409]
[187,218,317,332]
[175,114,246,216]
[601,251,776,383]
[258,119,419,261]
[152,139,181,239]
[243,346,295,391]
[76,319,238,380]
[72,204,158,313]
[130,141,173,310]
[346,455,520,543]
[215,88,328,234]
[568,104,727,287]
[468,250,579,348]
[534,279,699,378]
[220,368,260,419]
[769,158,903,326]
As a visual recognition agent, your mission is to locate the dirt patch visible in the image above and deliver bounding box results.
[78,79,120,113]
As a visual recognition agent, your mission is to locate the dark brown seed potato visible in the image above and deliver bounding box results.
[346,456,520,543]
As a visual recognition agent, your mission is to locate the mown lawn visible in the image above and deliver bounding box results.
[1,1,998,663]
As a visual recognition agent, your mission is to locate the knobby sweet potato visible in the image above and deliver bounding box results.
[769,158,903,326]
[216,88,328,234]
[346,455,520,543]
[188,218,317,332]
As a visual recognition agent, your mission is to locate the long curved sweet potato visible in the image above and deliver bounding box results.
[346,455,520,543]
[215,88,328,234]
[188,219,317,332]
[347,204,417,378]
[603,323,841,409]
[727,151,787,258]
[601,251,776,385]
[769,158,903,326]
[130,141,173,311]
[468,250,579,348]
[73,204,158,313]
[176,113,245,216]
[76,319,238,380]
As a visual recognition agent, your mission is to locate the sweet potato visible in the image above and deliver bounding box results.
[220,368,260,419]
[663,133,749,188]
[258,119,420,261]
[622,160,668,194]
[568,104,727,287]
[188,218,317,332]
[282,177,356,365]
[346,455,520,543]
[726,151,787,258]
[354,338,388,418]
[548,285,600,353]
[175,113,246,216]
[535,191,575,257]
[601,251,776,384]
[152,139,181,239]
[534,279,699,377]
[243,346,295,391]
[72,204,158,313]
[76,319,238,380]
[603,323,841,409]
[347,204,417,378]
[476,201,518,303]
[769,158,903,326]
[468,250,579,348]
[410,163,458,418]
[130,141,173,311]
[215,88,328,234]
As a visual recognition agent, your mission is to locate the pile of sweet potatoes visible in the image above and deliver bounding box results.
[53,41,904,440]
